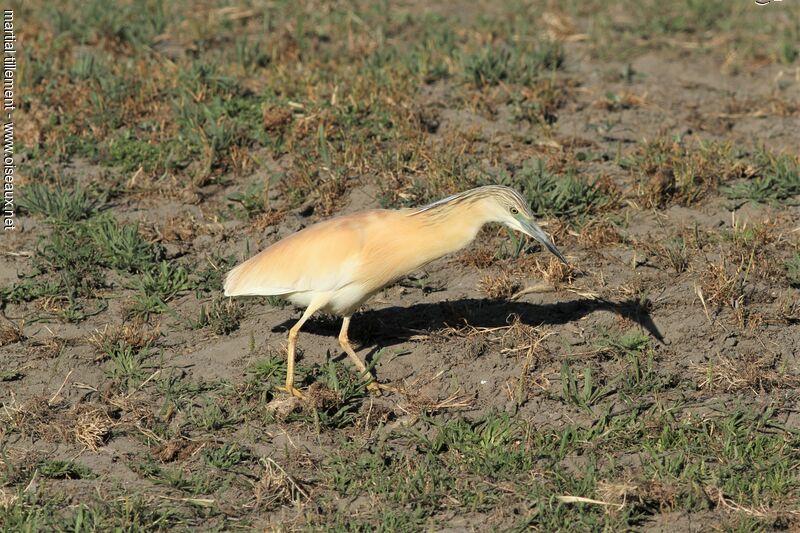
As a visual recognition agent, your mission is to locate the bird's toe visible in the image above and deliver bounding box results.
[367,381,397,395]
[280,385,305,399]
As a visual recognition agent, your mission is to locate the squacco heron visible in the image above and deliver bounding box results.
[224,185,567,397]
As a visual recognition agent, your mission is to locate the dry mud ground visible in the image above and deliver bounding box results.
[1,1,800,531]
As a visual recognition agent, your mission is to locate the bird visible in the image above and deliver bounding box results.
[224,185,567,398]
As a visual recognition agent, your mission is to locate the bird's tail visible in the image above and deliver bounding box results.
[223,259,294,297]
[222,262,246,297]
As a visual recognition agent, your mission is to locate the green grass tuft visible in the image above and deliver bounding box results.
[104,342,152,391]
[107,129,169,174]
[128,261,191,320]
[290,360,372,430]
[461,41,563,88]
[203,442,253,469]
[36,460,96,480]
[194,296,243,335]
[18,184,100,223]
[723,151,800,203]
[90,213,164,273]
[501,159,614,218]
[786,253,800,288]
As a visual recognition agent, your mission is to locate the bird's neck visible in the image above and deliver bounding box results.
[412,201,490,260]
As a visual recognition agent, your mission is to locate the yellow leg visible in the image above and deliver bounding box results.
[284,298,326,398]
[339,316,382,393]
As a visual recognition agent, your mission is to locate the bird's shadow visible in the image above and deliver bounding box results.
[272,297,665,356]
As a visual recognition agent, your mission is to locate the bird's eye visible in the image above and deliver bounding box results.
[510,207,519,214]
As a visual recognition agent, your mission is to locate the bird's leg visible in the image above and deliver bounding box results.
[283,304,321,398]
[338,316,386,393]
[285,326,303,398]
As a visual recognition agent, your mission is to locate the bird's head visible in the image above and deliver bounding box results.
[482,186,568,264]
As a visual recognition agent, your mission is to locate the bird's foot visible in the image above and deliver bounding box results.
[279,385,305,399]
[366,381,398,395]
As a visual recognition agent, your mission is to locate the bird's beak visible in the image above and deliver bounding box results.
[519,219,568,264]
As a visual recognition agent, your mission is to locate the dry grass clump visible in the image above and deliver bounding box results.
[696,257,748,311]
[393,374,472,418]
[0,488,18,510]
[631,139,753,206]
[87,323,160,358]
[1,396,56,440]
[2,397,116,450]
[263,396,304,422]
[459,247,497,268]
[725,217,778,252]
[776,295,800,324]
[691,218,787,320]
[26,337,66,359]
[593,91,647,111]
[74,406,116,451]
[264,383,352,423]
[397,389,472,418]
[479,271,519,299]
[594,479,679,513]
[724,217,790,277]
[644,168,676,209]
[514,256,575,287]
[437,315,548,358]
[250,457,308,510]
[357,401,395,430]
[0,449,41,489]
[647,238,690,274]
[538,256,573,285]
[723,96,800,118]
[515,78,574,126]
[692,352,798,393]
[577,218,622,248]
[262,105,293,131]
[250,208,287,233]
[0,321,25,346]
[304,382,342,411]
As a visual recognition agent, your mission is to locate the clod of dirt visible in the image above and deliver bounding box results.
[264,396,303,421]
[359,400,395,429]
[647,168,676,207]
[154,438,203,463]
[0,321,25,346]
[161,215,197,242]
[262,106,293,131]
[251,209,287,233]
[416,107,441,133]
[304,382,342,411]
